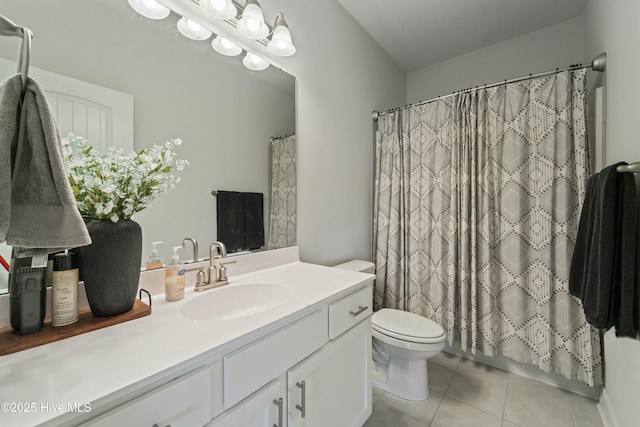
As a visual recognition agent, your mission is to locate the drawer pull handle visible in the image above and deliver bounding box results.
[273,397,283,427]
[296,380,306,418]
[349,305,369,317]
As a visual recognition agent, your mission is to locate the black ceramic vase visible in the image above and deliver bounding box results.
[79,219,142,317]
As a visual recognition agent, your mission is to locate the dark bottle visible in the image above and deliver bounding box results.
[9,256,46,335]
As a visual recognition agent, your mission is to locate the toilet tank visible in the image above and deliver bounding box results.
[333,260,375,274]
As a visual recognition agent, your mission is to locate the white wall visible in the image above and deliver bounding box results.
[585,2,640,426]
[407,17,586,103]
[263,0,407,265]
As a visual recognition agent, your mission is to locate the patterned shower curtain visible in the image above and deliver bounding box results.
[268,135,297,249]
[373,69,602,386]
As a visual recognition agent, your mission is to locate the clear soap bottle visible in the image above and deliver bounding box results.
[145,241,164,270]
[165,246,185,301]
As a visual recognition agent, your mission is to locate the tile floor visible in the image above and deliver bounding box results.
[364,353,603,427]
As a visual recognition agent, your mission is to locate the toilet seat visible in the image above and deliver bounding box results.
[372,308,445,344]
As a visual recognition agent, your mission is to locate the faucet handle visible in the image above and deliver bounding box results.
[219,261,237,281]
[196,267,206,285]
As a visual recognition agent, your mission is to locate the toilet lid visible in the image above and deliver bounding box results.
[372,309,445,343]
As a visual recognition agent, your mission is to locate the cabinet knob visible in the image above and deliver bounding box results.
[296,381,306,418]
[272,397,283,427]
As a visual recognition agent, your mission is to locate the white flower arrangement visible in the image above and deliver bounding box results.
[62,133,189,223]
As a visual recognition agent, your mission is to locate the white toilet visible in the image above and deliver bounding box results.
[334,260,446,401]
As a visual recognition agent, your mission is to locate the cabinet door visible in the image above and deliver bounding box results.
[81,367,211,427]
[208,378,286,427]
[288,319,371,427]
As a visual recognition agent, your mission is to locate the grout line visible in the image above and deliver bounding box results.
[427,392,444,427]
[502,373,511,424]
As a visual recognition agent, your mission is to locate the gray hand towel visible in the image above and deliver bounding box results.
[0,74,91,257]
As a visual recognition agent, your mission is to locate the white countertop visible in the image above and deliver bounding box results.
[0,260,373,427]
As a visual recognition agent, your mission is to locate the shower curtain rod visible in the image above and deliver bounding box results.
[372,52,607,121]
[269,132,295,143]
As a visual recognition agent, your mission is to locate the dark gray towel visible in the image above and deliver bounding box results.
[614,172,637,337]
[569,162,638,337]
[216,191,264,252]
[243,192,264,250]
[217,191,244,252]
[0,75,91,257]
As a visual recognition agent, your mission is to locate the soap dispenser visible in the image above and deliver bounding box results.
[165,246,185,301]
[145,241,164,270]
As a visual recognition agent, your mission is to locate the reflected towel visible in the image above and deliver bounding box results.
[243,192,264,250]
[216,191,264,252]
[217,191,244,252]
[0,75,90,257]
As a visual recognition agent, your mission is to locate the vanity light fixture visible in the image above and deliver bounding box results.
[200,0,238,20]
[177,16,213,40]
[237,0,269,40]
[211,36,242,56]
[267,13,296,57]
[127,0,170,20]
[242,52,269,70]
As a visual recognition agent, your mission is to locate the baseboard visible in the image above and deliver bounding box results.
[597,388,621,427]
[443,344,602,399]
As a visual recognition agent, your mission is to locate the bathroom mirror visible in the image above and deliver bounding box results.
[0,0,296,293]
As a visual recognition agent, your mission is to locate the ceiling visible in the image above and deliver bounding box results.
[336,0,588,72]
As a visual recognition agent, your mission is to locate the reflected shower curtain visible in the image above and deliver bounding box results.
[268,135,297,249]
[373,69,602,385]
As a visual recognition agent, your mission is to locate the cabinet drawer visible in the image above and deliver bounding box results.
[224,309,327,408]
[328,285,372,339]
[81,367,211,427]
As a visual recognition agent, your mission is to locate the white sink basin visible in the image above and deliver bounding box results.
[180,283,294,321]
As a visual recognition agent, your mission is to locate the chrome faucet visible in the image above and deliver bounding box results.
[210,241,227,259]
[181,237,199,263]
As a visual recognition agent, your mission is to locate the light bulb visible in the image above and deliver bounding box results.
[177,17,212,40]
[237,2,269,39]
[246,17,260,33]
[142,0,160,8]
[209,0,226,11]
[267,18,296,56]
[243,52,269,71]
[187,20,203,32]
[200,0,237,20]
[127,0,170,20]
[211,36,242,56]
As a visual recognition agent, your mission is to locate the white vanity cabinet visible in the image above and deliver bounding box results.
[207,378,286,427]
[4,259,376,427]
[288,309,371,427]
[210,282,372,427]
[80,367,212,427]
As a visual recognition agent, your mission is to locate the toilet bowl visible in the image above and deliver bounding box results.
[333,260,447,401]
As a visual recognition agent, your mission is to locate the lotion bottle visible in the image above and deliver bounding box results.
[51,251,79,326]
[145,241,164,270]
[165,246,185,301]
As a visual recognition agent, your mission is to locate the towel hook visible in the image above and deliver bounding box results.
[0,15,33,94]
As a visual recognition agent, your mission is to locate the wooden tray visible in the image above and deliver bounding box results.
[0,299,151,356]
